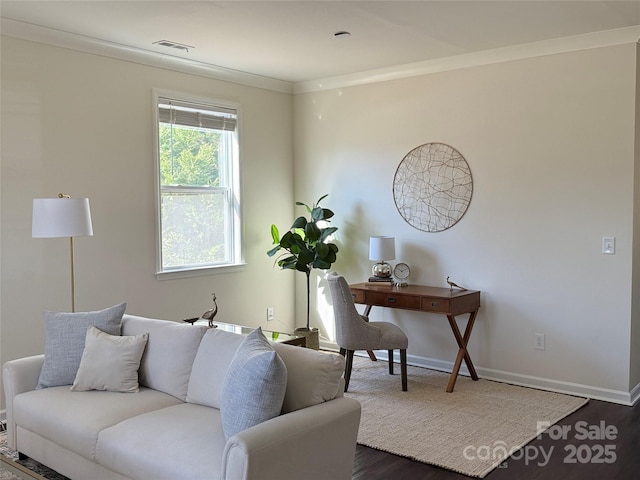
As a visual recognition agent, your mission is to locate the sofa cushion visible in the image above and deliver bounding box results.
[14,386,182,461]
[36,303,127,389]
[220,328,287,440]
[187,328,346,414]
[122,315,207,401]
[272,343,345,413]
[186,328,244,408]
[97,403,226,480]
[71,327,148,393]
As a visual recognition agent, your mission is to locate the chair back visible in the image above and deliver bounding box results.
[328,272,380,350]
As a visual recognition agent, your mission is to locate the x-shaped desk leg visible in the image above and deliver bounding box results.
[446,310,479,393]
[362,304,377,361]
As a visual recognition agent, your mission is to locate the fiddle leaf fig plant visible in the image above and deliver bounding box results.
[267,194,339,330]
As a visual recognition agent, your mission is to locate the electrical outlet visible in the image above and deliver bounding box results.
[534,333,545,351]
[267,307,274,322]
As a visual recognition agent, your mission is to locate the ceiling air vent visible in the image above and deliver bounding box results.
[153,40,194,53]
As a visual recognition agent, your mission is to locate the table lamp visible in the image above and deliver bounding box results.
[32,194,93,312]
[369,236,395,278]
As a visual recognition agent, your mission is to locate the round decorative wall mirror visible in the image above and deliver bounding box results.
[393,143,473,232]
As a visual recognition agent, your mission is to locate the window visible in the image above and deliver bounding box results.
[154,92,241,276]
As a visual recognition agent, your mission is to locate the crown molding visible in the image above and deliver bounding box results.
[294,25,640,94]
[0,18,294,94]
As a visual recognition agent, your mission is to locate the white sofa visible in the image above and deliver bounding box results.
[3,314,361,480]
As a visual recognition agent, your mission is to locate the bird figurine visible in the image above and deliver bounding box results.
[201,293,219,328]
[446,276,467,292]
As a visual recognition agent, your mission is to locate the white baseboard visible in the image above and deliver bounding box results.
[349,349,636,406]
[628,381,640,405]
[476,366,633,406]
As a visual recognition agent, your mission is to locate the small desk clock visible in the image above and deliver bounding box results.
[393,262,410,287]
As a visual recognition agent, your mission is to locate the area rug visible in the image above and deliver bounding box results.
[344,356,588,478]
[1,454,48,480]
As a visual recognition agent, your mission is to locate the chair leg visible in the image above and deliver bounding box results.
[400,349,407,391]
[344,350,354,392]
[388,349,394,375]
[339,348,346,357]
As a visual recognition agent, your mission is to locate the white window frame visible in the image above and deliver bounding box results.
[153,90,244,279]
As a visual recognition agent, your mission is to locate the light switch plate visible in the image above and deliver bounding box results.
[602,237,615,255]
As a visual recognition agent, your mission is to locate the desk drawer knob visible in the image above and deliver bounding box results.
[388,297,396,303]
[431,301,439,307]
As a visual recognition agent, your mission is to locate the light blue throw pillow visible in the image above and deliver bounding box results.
[36,303,127,389]
[221,327,287,440]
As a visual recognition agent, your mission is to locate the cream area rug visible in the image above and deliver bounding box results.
[345,356,588,478]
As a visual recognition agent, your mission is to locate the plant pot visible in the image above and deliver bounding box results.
[294,327,319,350]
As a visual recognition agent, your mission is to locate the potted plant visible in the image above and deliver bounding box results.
[267,194,339,349]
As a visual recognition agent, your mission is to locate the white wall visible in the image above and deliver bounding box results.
[295,43,639,403]
[2,34,639,408]
[0,37,296,408]
[630,44,640,392]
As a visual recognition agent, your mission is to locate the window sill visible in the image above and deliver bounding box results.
[156,263,246,281]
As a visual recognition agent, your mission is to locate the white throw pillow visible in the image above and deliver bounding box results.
[71,326,148,393]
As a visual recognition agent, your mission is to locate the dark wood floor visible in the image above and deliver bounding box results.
[352,398,640,479]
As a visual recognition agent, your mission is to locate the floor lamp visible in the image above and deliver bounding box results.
[32,194,93,312]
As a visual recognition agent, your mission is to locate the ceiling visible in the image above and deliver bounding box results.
[1,1,640,84]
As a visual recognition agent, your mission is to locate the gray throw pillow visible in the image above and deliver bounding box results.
[71,326,148,393]
[221,327,287,440]
[36,303,127,389]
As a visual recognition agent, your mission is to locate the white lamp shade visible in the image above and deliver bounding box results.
[369,236,395,261]
[32,197,93,238]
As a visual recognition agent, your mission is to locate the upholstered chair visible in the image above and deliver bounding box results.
[327,272,408,392]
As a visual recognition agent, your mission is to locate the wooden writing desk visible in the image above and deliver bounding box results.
[349,283,481,392]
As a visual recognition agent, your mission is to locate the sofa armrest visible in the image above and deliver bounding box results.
[222,396,361,480]
[2,355,44,449]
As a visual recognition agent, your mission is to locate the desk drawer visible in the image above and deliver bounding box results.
[421,297,450,313]
[365,291,421,309]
